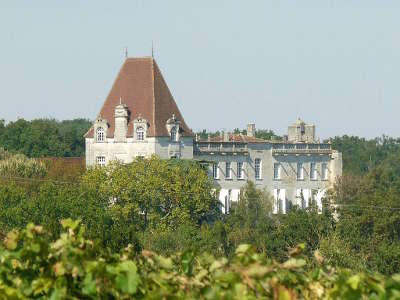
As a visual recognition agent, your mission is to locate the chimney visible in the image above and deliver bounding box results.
[247,123,256,137]
[114,101,128,142]
[224,132,229,142]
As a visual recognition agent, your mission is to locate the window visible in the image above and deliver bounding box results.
[170,126,177,141]
[212,163,219,179]
[136,126,145,141]
[96,127,105,142]
[311,189,318,205]
[297,162,304,180]
[237,162,244,179]
[255,158,261,179]
[96,156,106,166]
[225,162,231,179]
[274,163,281,180]
[225,190,232,214]
[310,162,317,180]
[322,163,328,180]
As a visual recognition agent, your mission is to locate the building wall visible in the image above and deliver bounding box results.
[194,142,342,214]
[85,136,193,166]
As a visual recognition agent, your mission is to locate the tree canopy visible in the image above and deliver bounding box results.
[0,118,91,157]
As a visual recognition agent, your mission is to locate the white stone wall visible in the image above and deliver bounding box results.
[196,142,342,214]
[85,136,194,167]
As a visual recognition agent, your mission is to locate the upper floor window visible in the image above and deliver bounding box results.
[96,156,106,166]
[226,162,232,179]
[237,162,244,179]
[136,126,145,141]
[310,162,317,180]
[170,126,177,141]
[212,163,219,179]
[96,127,105,142]
[322,163,328,180]
[274,163,281,180]
[255,158,262,180]
[297,162,304,180]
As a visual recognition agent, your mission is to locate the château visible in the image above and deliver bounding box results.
[85,57,342,214]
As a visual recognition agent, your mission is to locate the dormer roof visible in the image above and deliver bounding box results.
[85,57,193,138]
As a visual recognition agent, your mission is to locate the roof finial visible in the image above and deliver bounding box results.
[124,47,128,59]
[119,96,122,105]
[151,41,154,58]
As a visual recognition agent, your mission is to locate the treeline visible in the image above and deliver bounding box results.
[1,154,400,275]
[0,118,91,157]
[331,135,400,176]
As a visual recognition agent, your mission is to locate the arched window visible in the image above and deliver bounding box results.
[96,127,105,142]
[170,126,177,141]
[136,126,145,141]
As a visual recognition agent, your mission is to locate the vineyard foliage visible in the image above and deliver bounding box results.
[1,220,400,300]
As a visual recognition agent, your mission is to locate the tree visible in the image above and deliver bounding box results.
[0,118,91,157]
[82,157,221,232]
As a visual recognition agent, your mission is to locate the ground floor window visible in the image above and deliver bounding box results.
[96,156,106,166]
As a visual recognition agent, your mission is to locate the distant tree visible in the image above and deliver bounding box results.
[0,118,91,157]
[255,129,282,141]
[331,135,400,176]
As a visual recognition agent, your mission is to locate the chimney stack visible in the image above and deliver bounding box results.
[224,131,229,142]
[247,123,256,137]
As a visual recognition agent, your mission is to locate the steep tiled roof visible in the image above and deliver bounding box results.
[85,57,192,138]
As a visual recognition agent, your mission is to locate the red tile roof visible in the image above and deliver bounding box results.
[85,57,193,138]
[207,134,267,143]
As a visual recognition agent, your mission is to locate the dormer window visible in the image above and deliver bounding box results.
[170,126,177,141]
[133,115,149,141]
[166,114,180,142]
[136,126,145,141]
[96,127,105,142]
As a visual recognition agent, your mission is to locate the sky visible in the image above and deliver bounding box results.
[0,1,399,139]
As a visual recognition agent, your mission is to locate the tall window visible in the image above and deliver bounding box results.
[136,126,145,141]
[310,162,317,180]
[274,163,281,180]
[322,163,328,180]
[297,162,304,180]
[96,127,104,142]
[170,126,177,141]
[237,162,244,179]
[212,163,219,179]
[226,162,231,179]
[255,158,261,179]
[96,156,106,166]
[311,189,318,205]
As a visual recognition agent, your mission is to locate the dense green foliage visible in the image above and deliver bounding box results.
[331,135,400,176]
[0,118,91,157]
[0,154,399,278]
[1,220,400,299]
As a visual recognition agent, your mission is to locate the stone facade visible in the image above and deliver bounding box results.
[85,57,342,214]
[194,122,342,214]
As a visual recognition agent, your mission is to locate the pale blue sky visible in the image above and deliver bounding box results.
[0,1,399,138]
